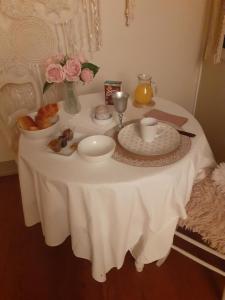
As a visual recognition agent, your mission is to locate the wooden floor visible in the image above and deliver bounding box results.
[0,175,224,300]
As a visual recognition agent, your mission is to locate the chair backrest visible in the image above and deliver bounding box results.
[0,65,42,156]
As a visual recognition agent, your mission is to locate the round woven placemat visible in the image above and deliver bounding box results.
[105,122,191,167]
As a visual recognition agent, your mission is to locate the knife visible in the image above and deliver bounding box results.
[177,129,196,137]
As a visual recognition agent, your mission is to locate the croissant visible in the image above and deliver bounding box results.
[35,103,59,129]
[17,116,39,131]
[37,103,59,118]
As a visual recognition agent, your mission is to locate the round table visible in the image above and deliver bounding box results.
[18,93,215,281]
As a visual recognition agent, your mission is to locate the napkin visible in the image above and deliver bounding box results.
[144,109,188,127]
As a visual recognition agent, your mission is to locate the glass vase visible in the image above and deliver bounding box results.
[63,82,81,115]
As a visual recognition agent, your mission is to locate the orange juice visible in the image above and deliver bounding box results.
[134,74,153,106]
[134,83,153,105]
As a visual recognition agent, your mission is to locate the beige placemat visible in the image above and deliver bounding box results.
[105,122,191,167]
[144,109,188,127]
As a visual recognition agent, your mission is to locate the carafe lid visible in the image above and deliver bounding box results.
[137,73,151,81]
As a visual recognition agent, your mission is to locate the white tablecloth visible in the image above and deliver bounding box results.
[18,93,215,281]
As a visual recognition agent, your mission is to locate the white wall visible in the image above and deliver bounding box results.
[0,0,208,162]
[81,0,208,111]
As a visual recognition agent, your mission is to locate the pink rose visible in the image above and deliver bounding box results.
[53,53,65,63]
[63,58,81,81]
[45,64,65,83]
[80,68,94,83]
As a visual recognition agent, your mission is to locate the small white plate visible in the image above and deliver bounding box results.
[118,122,181,156]
[77,135,116,162]
[47,138,77,156]
[47,131,85,156]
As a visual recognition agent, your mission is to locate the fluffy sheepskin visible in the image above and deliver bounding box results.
[212,162,225,195]
[179,165,225,255]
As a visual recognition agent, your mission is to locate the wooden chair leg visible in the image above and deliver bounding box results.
[222,285,225,300]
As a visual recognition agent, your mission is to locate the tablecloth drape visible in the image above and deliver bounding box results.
[18,93,215,281]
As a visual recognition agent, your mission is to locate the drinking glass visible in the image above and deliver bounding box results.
[112,91,129,129]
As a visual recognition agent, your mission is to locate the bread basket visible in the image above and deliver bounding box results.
[18,113,60,140]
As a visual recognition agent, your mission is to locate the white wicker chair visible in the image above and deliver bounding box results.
[0,65,42,157]
[158,164,225,299]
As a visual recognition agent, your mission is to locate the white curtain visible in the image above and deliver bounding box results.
[204,0,225,63]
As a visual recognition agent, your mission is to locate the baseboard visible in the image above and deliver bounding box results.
[0,160,18,177]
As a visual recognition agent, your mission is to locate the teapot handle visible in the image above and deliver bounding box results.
[151,80,157,97]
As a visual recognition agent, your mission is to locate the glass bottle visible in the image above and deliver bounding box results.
[134,74,154,106]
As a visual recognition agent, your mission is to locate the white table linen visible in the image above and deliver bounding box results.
[18,93,215,281]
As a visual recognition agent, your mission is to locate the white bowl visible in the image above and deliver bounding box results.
[77,135,116,162]
[18,114,60,140]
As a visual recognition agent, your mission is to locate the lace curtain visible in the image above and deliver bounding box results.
[0,0,102,97]
[0,0,102,156]
[204,0,225,63]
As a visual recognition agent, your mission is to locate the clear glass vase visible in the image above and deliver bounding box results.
[63,82,81,115]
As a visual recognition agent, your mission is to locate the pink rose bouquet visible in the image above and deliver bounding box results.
[43,54,99,93]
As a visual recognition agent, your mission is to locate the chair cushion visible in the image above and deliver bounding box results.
[179,167,225,255]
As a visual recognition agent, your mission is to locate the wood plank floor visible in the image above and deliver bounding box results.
[0,175,224,300]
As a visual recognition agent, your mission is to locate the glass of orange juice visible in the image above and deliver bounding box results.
[134,74,155,106]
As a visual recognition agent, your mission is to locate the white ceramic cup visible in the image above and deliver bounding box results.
[140,117,159,142]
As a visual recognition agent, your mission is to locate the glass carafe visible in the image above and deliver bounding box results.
[134,74,155,106]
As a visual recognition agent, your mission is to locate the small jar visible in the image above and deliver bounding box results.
[134,74,154,106]
[95,105,111,120]
[93,105,113,125]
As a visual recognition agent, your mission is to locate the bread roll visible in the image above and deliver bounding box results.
[35,115,52,129]
[35,103,59,129]
[37,103,59,118]
[17,116,38,130]
[28,126,39,131]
